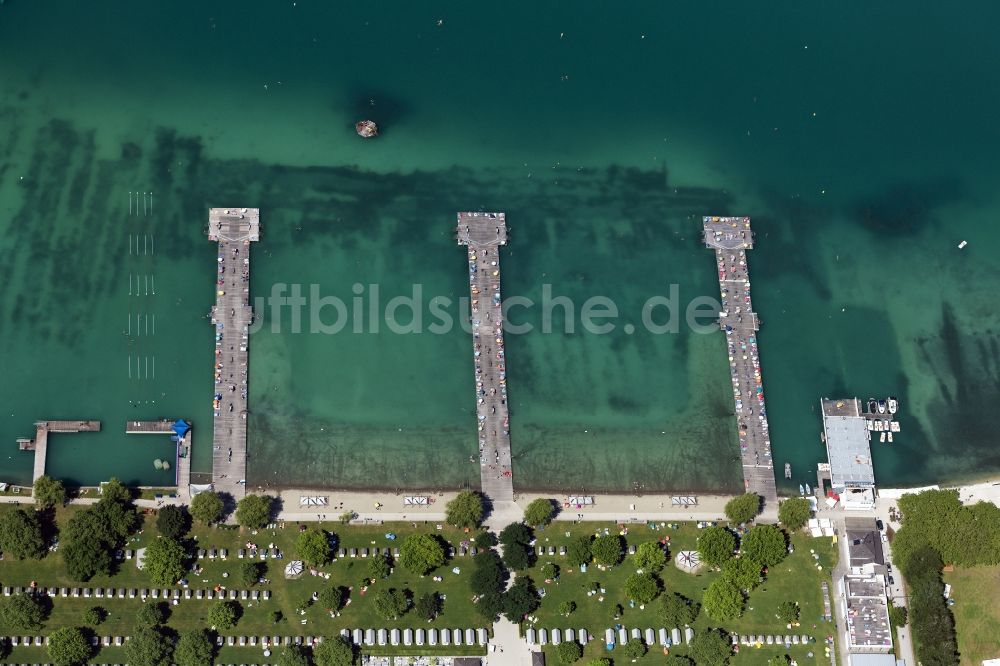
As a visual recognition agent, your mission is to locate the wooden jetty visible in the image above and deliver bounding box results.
[457,212,513,503]
[208,208,259,499]
[125,420,174,434]
[703,216,777,507]
[18,421,101,484]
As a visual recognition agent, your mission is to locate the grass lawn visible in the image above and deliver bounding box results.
[523,521,838,665]
[943,565,1000,665]
[0,504,488,662]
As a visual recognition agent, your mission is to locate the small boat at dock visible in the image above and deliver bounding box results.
[799,484,805,495]
[867,398,877,413]
[877,400,887,414]
[805,483,811,495]
[888,396,898,414]
[784,463,791,479]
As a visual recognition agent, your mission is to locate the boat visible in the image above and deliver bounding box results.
[805,483,811,495]
[887,432,893,443]
[877,400,887,414]
[799,484,805,495]
[880,432,886,443]
[867,398,877,413]
[888,396,898,414]
[784,463,792,479]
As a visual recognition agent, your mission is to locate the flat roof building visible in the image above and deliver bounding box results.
[843,574,893,653]
[847,655,897,666]
[822,398,876,509]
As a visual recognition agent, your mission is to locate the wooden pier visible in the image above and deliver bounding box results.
[18,421,101,484]
[208,208,259,500]
[703,216,777,507]
[457,212,513,503]
[125,420,174,434]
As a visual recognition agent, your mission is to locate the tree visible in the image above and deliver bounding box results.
[445,490,484,528]
[767,657,790,666]
[208,600,242,630]
[296,528,332,566]
[702,578,745,621]
[541,562,559,580]
[888,600,908,628]
[524,498,556,527]
[566,536,592,566]
[81,606,102,626]
[235,494,272,529]
[722,555,763,591]
[372,588,409,620]
[278,645,311,666]
[557,641,583,664]
[174,630,215,666]
[725,493,760,524]
[315,635,356,666]
[155,505,190,540]
[47,626,91,666]
[697,526,736,567]
[660,592,700,626]
[318,586,344,612]
[665,657,695,666]
[502,576,539,622]
[498,522,533,547]
[471,550,506,596]
[0,593,48,630]
[503,542,533,571]
[741,524,787,566]
[587,660,612,666]
[592,534,623,566]
[135,601,168,627]
[690,629,733,666]
[124,627,173,666]
[92,497,139,541]
[633,541,666,572]
[0,507,45,560]
[238,561,265,587]
[479,591,504,621]
[190,491,225,525]
[416,591,442,621]
[33,475,66,509]
[99,477,132,505]
[475,530,497,549]
[624,572,661,604]
[778,497,811,531]
[62,527,112,581]
[144,537,187,585]
[622,637,647,659]
[367,552,391,580]
[559,600,576,617]
[777,601,799,624]
[399,534,445,575]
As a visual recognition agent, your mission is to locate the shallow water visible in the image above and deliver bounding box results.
[1,1,999,492]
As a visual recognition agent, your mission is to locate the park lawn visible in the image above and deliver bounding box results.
[523,521,838,666]
[943,565,1000,665]
[0,504,491,642]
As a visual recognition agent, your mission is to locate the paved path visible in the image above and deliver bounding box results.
[458,212,513,504]
[207,208,259,500]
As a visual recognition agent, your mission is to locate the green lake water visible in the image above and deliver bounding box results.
[1,1,999,492]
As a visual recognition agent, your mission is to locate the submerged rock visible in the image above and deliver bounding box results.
[355,119,378,138]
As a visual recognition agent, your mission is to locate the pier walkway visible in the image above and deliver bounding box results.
[457,212,513,504]
[208,208,259,500]
[703,216,777,507]
[18,421,101,484]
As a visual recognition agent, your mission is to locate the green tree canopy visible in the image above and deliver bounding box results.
[724,492,761,524]
[502,543,533,571]
[124,627,173,666]
[208,600,242,630]
[502,576,539,622]
[633,541,667,572]
[47,626,91,666]
[372,588,410,620]
[778,497,811,531]
[660,592,700,626]
[587,660,612,666]
[777,601,799,623]
[155,505,190,540]
[144,537,187,586]
[315,635,356,666]
[367,551,391,580]
[622,637,647,659]
[888,600,908,628]
[665,656,695,666]
[296,528,332,566]
[238,561,265,587]
[540,562,559,580]
[697,526,737,567]
[690,629,733,666]
[471,550,507,596]
[99,478,132,505]
[278,645,311,666]
[32,475,66,509]
[81,606,102,626]
[624,572,661,604]
[498,522,533,547]
[740,525,787,567]
[559,600,576,616]
[174,629,215,666]
[474,530,497,549]
[0,507,46,559]
[767,657,790,666]
[62,524,112,581]
[722,555,763,591]
[235,494,273,530]
[524,498,556,527]
[566,536,592,566]
[702,578,745,621]
[399,534,445,575]
[415,591,442,621]
[135,601,168,627]
[189,491,225,525]
[0,593,49,630]
[592,534,623,566]
[557,641,583,664]
[318,585,344,612]
[445,490,484,528]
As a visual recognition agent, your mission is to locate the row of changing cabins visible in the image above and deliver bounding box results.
[1,586,270,602]
[341,627,489,648]
[527,627,814,649]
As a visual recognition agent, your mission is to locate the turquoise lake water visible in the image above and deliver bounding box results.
[1,1,999,492]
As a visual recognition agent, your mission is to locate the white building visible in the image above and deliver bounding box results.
[842,574,893,654]
[822,398,876,510]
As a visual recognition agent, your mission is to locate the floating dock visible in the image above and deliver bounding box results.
[17,421,102,484]
[703,216,777,506]
[457,212,513,503]
[208,208,259,499]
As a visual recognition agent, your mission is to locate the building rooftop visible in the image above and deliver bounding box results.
[846,518,885,568]
[848,655,897,666]
[822,402,875,488]
[844,574,892,652]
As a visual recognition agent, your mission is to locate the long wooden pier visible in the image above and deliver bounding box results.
[18,421,102,484]
[703,216,777,507]
[457,212,514,503]
[208,208,259,500]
